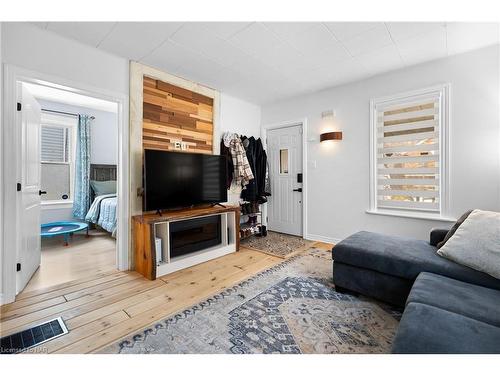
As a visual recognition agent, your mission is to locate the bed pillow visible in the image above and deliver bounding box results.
[437,209,473,248]
[90,180,116,196]
[437,209,500,279]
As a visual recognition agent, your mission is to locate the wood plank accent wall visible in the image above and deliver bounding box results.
[142,76,214,154]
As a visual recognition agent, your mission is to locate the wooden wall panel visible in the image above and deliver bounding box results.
[143,76,214,154]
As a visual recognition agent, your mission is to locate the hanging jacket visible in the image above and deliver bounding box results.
[240,136,271,203]
[224,133,253,187]
[220,139,234,189]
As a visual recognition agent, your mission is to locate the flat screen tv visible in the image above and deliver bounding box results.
[143,150,227,212]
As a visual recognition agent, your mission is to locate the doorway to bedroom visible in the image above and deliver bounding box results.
[17,80,120,294]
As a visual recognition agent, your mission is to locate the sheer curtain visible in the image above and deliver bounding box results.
[72,115,92,219]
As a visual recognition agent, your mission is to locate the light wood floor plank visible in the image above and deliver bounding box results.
[2,244,333,354]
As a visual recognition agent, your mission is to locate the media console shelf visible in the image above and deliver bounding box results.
[133,205,240,280]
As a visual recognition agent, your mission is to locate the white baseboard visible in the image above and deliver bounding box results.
[305,233,343,245]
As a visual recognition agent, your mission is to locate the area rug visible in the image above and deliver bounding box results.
[99,248,401,354]
[240,231,315,258]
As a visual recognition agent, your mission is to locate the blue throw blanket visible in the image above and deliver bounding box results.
[85,194,117,237]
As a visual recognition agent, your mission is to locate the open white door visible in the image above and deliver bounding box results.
[16,83,42,294]
[267,125,303,236]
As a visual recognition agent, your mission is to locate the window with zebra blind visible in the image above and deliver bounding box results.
[369,85,450,218]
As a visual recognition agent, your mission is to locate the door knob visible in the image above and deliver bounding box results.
[292,188,302,192]
[39,190,47,195]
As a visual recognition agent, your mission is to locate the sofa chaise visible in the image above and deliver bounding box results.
[332,229,500,354]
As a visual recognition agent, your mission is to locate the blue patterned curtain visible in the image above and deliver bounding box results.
[73,115,92,219]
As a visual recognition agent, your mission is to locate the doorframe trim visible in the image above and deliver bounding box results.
[1,64,129,304]
[261,118,308,238]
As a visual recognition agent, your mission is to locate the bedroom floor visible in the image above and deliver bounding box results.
[23,229,116,293]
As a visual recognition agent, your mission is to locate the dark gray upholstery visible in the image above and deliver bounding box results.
[333,231,500,290]
[333,263,412,306]
[429,228,448,246]
[333,229,500,353]
[392,303,500,354]
[408,272,500,327]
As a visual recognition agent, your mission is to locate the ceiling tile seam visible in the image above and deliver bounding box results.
[321,22,355,59]
[95,22,117,48]
[223,22,256,40]
[257,22,347,74]
[222,28,296,80]
[384,22,406,67]
[137,23,186,62]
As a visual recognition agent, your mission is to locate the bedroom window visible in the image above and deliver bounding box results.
[40,113,78,204]
[368,84,450,219]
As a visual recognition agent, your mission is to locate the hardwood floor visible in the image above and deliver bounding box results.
[0,242,330,354]
[24,230,116,293]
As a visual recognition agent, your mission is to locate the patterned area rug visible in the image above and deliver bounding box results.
[99,248,401,354]
[241,231,315,258]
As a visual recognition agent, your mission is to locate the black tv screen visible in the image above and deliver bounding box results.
[143,150,227,211]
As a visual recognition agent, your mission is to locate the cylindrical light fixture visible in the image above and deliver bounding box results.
[320,131,343,142]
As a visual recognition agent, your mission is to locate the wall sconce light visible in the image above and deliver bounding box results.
[320,131,343,142]
[320,110,342,142]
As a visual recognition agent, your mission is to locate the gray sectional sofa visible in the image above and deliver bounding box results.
[332,229,500,354]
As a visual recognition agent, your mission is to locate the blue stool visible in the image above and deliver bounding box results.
[41,221,89,246]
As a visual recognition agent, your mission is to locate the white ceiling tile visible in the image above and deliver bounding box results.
[277,24,351,64]
[46,22,116,47]
[30,22,49,29]
[170,23,251,67]
[141,39,201,75]
[396,28,447,66]
[446,22,500,55]
[195,22,252,40]
[228,22,284,59]
[321,58,370,87]
[386,22,445,42]
[342,24,393,56]
[263,22,318,41]
[355,44,404,75]
[324,22,382,41]
[32,21,500,105]
[99,22,183,60]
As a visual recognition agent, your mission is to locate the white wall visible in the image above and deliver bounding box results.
[262,45,500,241]
[2,23,129,95]
[220,93,261,138]
[219,93,262,204]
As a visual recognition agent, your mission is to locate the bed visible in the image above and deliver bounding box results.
[85,164,118,237]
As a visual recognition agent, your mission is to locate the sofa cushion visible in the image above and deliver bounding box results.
[408,272,500,327]
[437,209,500,279]
[392,302,500,353]
[333,231,500,290]
[436,209,472,248]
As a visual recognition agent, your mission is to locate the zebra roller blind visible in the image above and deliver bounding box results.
[372,86,448,213]
[41,126,69,163]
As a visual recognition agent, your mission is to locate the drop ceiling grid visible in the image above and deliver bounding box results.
[33,22,500,104]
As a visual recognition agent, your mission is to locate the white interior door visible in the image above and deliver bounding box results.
[266,125,303,236]
[16,83,42,294]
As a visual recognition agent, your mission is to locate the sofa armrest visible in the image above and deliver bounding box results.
[429,228,449,247]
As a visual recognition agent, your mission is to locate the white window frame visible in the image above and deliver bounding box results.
[40,112,78,207]
[368,84,452,221]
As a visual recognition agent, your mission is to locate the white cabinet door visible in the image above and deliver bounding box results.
[266,125,303,236]
[16,83,42,294]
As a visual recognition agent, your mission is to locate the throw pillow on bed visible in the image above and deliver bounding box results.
[90,180,116,196]
[437,209,500,279]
